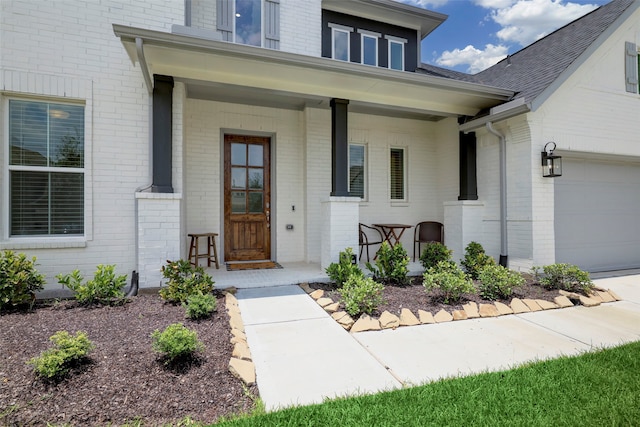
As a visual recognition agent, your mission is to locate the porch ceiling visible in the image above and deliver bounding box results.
[114,25,513,120]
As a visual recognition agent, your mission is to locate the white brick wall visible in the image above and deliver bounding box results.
[0,1,183,289]
[320,196,360,268]
[280,0,322,56]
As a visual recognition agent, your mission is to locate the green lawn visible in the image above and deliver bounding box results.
[215,340,640,426]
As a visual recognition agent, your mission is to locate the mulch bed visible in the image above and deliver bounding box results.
[0,292,257,426]
[310,274,563,318]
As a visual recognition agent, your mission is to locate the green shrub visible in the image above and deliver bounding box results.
[419,242,453,271]
[423,261,476,304]
[57,264,127,305]
[151,323,204,364]
[366,242,410,285]
[183,293,217,320]
[534,263,594,294]
[0,250,46,311]
[160,260,215,303]
[338,275,385,317]
[325,247,363,288]
[28,331,94,380]
[477,264,525,300]
[461,241,496,280]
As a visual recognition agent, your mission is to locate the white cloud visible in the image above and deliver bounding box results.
[484,0,600,46]
[436,44,509,73]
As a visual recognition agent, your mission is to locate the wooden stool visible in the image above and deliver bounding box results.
[188,233,219,269]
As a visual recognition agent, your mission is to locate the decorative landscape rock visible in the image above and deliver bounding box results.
[324,302,340,313]
[379,311,400,329]
[316,297,333,308]
[351,314,381,333]
[607,289,622,301]
[232,342,252,361]
[452,310,468,321]
[299,282,313,294]
[332,311,355,330]
[479,304,499,318]
[229,358,256,386]
[399,308,420,326]
[579,295,601,307]
[418,310,435,324]
[434,309,453,323]
[510,298,530,314]
[596,290,615,303]
[536,299,559,310]
[522,299,543,312]
[462,302,480,318]
[494,301,513,315]
[554,295,574,308]
[309,289,324,300]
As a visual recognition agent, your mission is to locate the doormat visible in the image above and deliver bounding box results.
[226,261,282,271]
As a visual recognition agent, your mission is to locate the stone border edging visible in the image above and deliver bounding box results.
[300,282,622,334]
[224,288,257,386]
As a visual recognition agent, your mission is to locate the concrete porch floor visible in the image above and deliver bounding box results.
[207,261,426,289]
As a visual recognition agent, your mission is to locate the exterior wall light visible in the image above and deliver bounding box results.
[541,141,562,177]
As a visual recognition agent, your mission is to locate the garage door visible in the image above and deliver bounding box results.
[555,157,640,272]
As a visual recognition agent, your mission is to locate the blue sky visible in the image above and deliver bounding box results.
[396,0,610,73]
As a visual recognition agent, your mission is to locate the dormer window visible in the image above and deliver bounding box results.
[329,23,352,61]
[386,36,407,71]
[358,30,380,66]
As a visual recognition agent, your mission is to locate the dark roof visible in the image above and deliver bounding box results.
[418,0,638,106]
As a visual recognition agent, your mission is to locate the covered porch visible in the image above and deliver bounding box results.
[114,25,513,288]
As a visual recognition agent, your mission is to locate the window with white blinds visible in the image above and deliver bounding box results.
[8,99,85,236]
[349,144,365,198]
[390,147,405,200]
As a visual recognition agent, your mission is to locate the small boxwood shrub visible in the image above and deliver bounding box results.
[0,250,46,311]
[28,331,94,380]
[366,242,410,285]
[534,263,594,294]
[183,293,217,320]
[151,323,204,364]
[325,247,363,288]
[478,264,525,300]
[461,241,496,280]
[160,260,215,303]
[338,275,385,317]
[423,261,476,304]
[57,264,127,305]
[419,242,452,271]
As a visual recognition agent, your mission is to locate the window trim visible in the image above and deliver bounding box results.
[329,23,353,62]
[389,146,407,202]
[348,143,367,200]
[4,96,89,242]
[385,35,407,71]
[358,29,381,67]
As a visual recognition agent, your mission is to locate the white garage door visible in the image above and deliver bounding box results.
[555,157,640,272]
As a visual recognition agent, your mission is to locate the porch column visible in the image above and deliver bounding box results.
[152,74,174,193]
[459,130,478,200]
[330,98,349,196]
[444,200,484,265]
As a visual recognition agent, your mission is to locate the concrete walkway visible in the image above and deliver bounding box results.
[236,274,640,411]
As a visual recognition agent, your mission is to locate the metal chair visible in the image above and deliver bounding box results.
[359,223,384,262]
[413,221,444,261]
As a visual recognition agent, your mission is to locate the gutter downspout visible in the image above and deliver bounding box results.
[486,122,508,267]
[134,37,154,288]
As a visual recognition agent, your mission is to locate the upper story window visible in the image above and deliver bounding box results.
[322,10,418,72]
[386,36,407,71]
[217,0,280,49]
[358,30,380,66]
[329,23,352,62]
[8,99,85,237]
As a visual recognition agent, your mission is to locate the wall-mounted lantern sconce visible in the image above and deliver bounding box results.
[541,142,562,178]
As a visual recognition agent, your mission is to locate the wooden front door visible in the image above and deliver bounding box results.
[224,135,271,261]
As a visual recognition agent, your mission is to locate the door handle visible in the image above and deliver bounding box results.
[266,209,270,229]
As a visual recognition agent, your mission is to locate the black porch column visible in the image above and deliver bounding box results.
[330,98,349,196]
[458,130,478,200]
[152,75,174,193]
